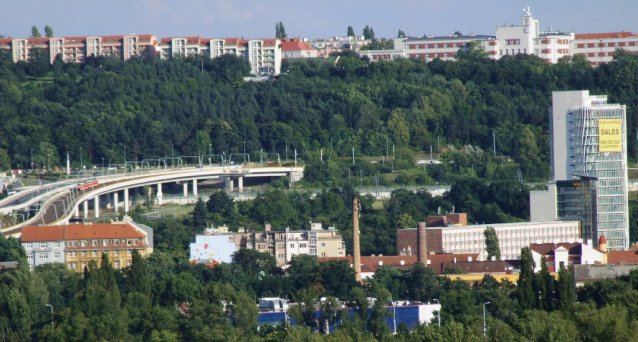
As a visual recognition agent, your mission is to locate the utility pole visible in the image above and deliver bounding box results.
[294,149,297,167]
[352,147,355,165]
[493,130,496,157]
[31,148,33,171]
[438,136,440,155]
[483,302,490,339]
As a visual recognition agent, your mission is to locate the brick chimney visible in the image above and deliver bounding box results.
[353,196,361,282]
[417,222,427,265]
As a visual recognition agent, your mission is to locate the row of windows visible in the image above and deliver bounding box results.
[67,239,139,247]
[505,39,521,45]
[24,242,61,249]
[576,42,637,48]
[67,261,131,270]
[408,42,467,49]
[27,252,61,260]
[409,52,457,59]
[67,250,132,258]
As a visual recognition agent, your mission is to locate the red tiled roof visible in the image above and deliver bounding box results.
[190,259,220,268]
[607,250,638,264]
[529,243,580,255]
[575,32,635,40]
[281,41,314,51]
[21,226,64,242]
[64,223,145,240]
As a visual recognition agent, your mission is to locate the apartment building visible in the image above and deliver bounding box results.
[21,225,66,271]
[190,223,346,267]
[158,37,282,75]
[21,220,153,272]
[397,219,581,260]
[281,39,317,59]
[310,36,370,57]
[0,35,158,64]
[571,32,638,65]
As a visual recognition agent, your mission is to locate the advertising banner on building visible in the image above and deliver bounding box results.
[599,118,622,152]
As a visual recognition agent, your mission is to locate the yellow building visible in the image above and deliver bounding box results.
[21,221,152,272]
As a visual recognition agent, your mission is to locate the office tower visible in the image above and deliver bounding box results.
[550,90,629,250]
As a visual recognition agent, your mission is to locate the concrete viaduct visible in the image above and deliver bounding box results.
[1,165,303,236]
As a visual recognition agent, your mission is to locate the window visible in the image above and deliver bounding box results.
[309,248,317,255]
[278,254,285,258]
[39,242,47,248]
[67,252,73,257]
[81,241,86,247]
[92,251,97,257]
[81,251,86,257]
[290,244,295,248]
[72,263,77,269]
[25,243,32,248]
[114,251,119,256]
[53,242,60,248]
[299,243,307,248]
[73,242,77,247]
[115,241,119,246]
[127,250,132,256]
[27,253,33,260]
[278,244,285,248]
[321,243,326,247]
[68,263,72,269]
[92,241,97,247]
[310,238,317,244]
[134,240,138,245]
[321,252,326,257]
[114,261,119,268]
[127,240,132,246]
[54,252,60,259]
[127,262,132,267]
[72,252,77,257]
[103,241,108,247]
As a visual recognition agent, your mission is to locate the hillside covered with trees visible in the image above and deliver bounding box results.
[2,48,638,185]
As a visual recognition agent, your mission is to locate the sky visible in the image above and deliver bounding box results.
[2,0,637,40]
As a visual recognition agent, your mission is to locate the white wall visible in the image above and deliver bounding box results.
[530,183,557,221]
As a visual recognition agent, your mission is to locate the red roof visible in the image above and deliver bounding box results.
[281,41,314,51]
[575,32,636,40]
[607,250,638,264]
[21,223,145,242]
[21,226,64,242]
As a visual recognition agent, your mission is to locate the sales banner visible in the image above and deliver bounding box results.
[599,118,622,152]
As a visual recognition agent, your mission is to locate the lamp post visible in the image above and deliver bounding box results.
[31,148,33,171]
[123,145,126,173]
[483,302,490,339]
[45,304,53,329]
[433,299,440,327]
[390,296,397,334]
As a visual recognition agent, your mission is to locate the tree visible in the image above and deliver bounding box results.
[44,25,53,38]
[363,25,375,40]
[126,249,151,295]
[31,26,41,38]
[484,226,501,261]
[0,148,11,171]
[206,191,235,217]
[347,26,355,37]
[556,264,574,311]
[517,247,535,312]
[27,47,50,78]
[398,29,406,38]
[276,21,287,39]
[190,197,207,230]
[534,256,550,311]
[231,249,276,277]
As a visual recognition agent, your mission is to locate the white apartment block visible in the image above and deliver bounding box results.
[435,221,581,261]
[0,35,158,64]
[571,32,638,65]
[158,37,282,75]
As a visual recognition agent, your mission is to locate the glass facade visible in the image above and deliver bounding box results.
[570,103,628,250]
[556,179,596,243]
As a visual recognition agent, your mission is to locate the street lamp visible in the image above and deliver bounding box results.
[45,304,53,329]
[433,299,440,327]
[390,296,397,334]
[483,302,490,339]
[209,144,212,166]
[31,148,33,171]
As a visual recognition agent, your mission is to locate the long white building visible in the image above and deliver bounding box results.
[360,7,637,66]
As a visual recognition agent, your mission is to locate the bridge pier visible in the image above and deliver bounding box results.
[83,201,88,219]
[157,183,163,205]
[238,177,243,193]
[75,204,79,217]
[192,179,198,197]
[229,178,234,192]
[114,192,119,213]
[124,188,129,213]
[183,182,188,198]
[94,196,100,218]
